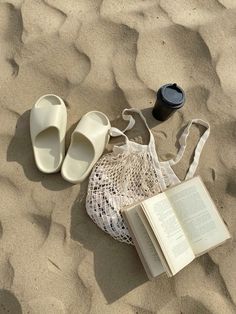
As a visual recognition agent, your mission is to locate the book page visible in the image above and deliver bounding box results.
[142,193,195,275]
[137,207,172,277]
[166,177,231,256]
[123,205,165,279]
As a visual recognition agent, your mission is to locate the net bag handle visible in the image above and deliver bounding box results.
[169,119,210,180]
[109,108,155,148]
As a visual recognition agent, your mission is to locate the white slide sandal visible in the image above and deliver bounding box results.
[61,111,110,184]
[30,94,67,173]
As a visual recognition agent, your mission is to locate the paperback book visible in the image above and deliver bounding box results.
[122,176,231,279]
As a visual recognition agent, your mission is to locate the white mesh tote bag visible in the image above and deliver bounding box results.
[86,108,210,244]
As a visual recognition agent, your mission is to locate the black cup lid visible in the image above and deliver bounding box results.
[160,83,185,108]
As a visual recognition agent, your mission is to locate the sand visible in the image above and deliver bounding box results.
[0,0,236,313]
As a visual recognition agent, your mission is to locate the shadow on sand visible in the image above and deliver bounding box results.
[0,289,22,314]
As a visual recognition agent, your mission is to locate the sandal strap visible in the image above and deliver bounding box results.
[30,104,66,140]
[72,112,110,148]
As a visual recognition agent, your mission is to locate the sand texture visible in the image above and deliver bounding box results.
[0,0,236,313]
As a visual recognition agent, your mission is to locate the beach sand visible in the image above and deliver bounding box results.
[0,0,236,313]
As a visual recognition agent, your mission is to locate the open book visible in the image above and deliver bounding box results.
[122,176,230,279]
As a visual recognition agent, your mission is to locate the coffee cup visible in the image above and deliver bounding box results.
[152,83,185,121]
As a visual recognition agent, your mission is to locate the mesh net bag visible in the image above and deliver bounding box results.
[86,109,210,245]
